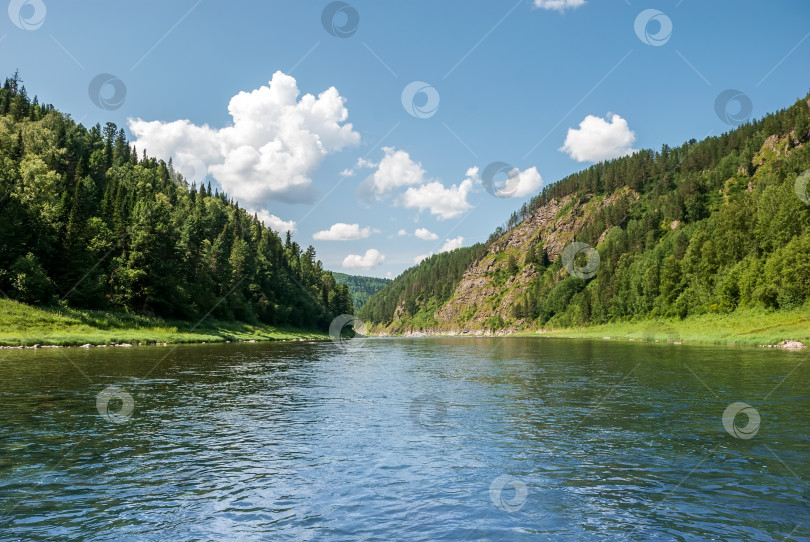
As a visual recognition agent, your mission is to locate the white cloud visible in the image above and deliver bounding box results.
[560,114,637,162]
[508,167,543,198]
[358,147,427,199]
[313,223,374,241]
[339,169,355,177]
[385,272,393,279]
[469,165,543,198]
[343,249,385,270]
[439,236,464,253]
[397,179,474,220]
[534,0,585,12]
[253,209,297,233]
[397,229,408,236]
[129,71,360,206]
[413,254,430,264]
[414,227,438,241]
[356,157,377,169]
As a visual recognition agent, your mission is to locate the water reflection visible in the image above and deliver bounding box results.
[0,339,807,540]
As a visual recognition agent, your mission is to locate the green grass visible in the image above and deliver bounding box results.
[0,299,328,347]
[517,308,810,347]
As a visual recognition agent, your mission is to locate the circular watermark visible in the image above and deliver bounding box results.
[409,394,447,429]
[8,0,46,31]
[642,325,680,343]
[714,89,753,126]
[794,169,810,205]
[177,157,209,185]
[489,474,528,513]
[321,1,359,38]
[328,313,368,350]
[482,162,520,199]
[634,9,672,47]
[88,74,127,111]
[96,385,135,424]
[401,81,440,119]
[561,242,600,280]
[722,402,760,440]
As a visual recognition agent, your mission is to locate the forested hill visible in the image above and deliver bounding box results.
[331,273,391,310]
[0,75,353,329]
[359,93,810,333]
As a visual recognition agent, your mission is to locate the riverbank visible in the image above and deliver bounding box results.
[0,299,328,348]
[375,308,809,349]
[526,309,809,348]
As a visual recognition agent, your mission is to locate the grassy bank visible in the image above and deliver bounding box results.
[520,308,810,347]
[0,299,328,347]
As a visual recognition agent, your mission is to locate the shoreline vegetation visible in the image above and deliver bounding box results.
[4,298,806,350]
[371,308,809,349]
[0,299,327,348]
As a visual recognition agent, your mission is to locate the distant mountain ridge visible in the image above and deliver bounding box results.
[332,272,391,310]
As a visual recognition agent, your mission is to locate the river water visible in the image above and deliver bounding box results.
[0,338,808,541]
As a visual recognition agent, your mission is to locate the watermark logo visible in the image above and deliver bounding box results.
[794,169,810,205]
[321,1,359,38]
[8,0,46,30]
[328,313,368,350]
[96,385,135,424]
[409,394,447,429]
[642,324,680,343]
[634,9,672,47]
[722,402,760,440]
[88,74,127,111]
[561,242,600,280]
[714,89,753,126]
[177,157,209,185]
[482,162,521,199]
[401,81,440,119]
[489,474,528,513]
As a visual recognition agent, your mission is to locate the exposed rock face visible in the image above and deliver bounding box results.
[431,189,638,329]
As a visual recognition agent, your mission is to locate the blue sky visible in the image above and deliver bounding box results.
[3,0,809,278]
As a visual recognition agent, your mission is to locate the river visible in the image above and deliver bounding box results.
[0,338,807,540]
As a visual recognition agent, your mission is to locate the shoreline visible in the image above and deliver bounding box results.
[0,299,328,349]
[368,309,810,350]
[371,330,806,350]
[0,336,330,350]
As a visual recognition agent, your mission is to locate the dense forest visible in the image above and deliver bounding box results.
[360,92,810,330]
[0,73,353,329]
[332,272,391,310]
[358,244,487,326]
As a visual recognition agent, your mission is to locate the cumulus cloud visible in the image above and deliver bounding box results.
[129,71,360,207]
[507,167,543,198]
[414,227,438,240]
[397,229,408,236]
[469,165,544,198]
[413,254,430,264]
[560,114,637,162]
[439,236,464,253]
[343,249,385,270]
[253,209,297,234]
[534,0,585,11]
[313,223,374,241]
[357,147,427,200]
[339,169,355,177]
[397,179,474,220]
